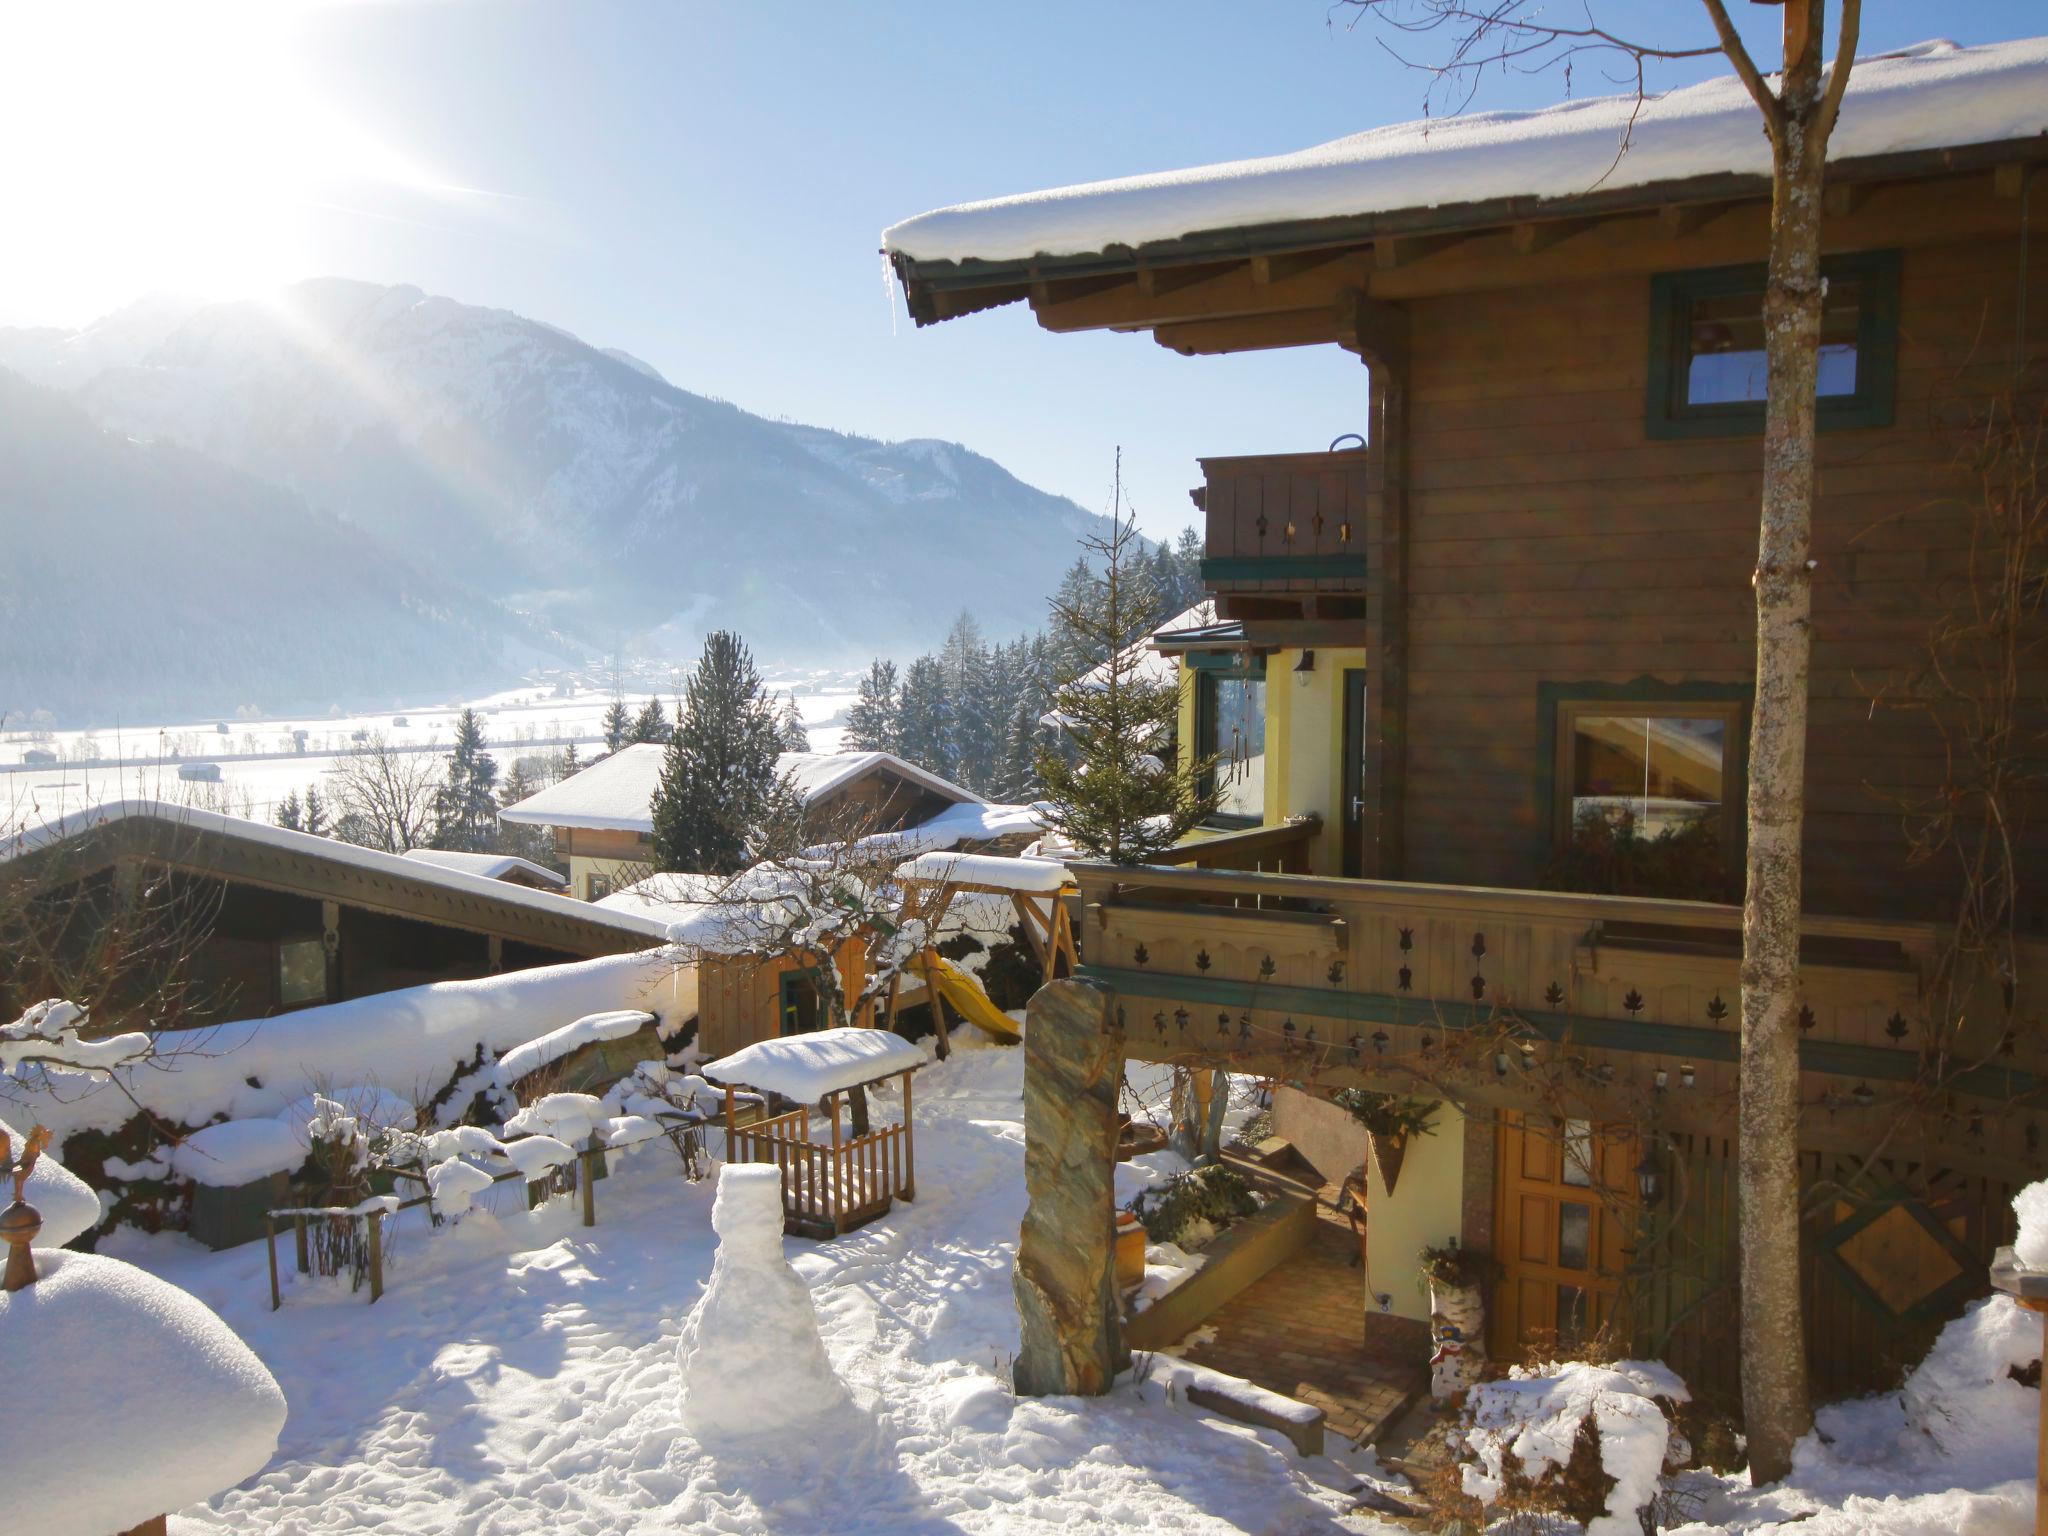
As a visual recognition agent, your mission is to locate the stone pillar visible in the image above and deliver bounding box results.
[1013,978,1126,1397]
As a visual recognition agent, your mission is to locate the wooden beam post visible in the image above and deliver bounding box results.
[901,1070,916,1201]
[1334,289,1411,880]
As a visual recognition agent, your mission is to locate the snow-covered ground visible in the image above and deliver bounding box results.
[78,1031,2047,1535]
[109,1039,1374,1535]
[0,681,856,826]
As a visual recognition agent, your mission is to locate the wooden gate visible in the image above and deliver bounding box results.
[1490,1112,1639,1361]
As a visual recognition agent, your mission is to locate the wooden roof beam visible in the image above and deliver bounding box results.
[1035,252,1370,334]
[1511,216,1598,255]
[1155,308,1339,356]
[1373,230,1477,270]
[1657,201,1730,238]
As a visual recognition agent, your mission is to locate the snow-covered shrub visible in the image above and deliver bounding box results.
[1132,1164,1260,1248]
[1439,1359,1690,1536]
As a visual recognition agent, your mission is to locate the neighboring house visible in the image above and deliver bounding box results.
[401,847,570,892]
[885,38,2048,1403]
[3,800,670,1029]
[500,745,988,901]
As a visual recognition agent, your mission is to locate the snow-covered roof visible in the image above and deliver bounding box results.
[703,1025,926,1102]
[1045,602,1215,730]
[885,38,2048,269]
[402,847,568,887]
[500,747,981,833]
[596,870,730,923]
[4,799,669,943]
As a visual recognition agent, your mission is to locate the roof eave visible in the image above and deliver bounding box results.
[891,134,2048,322]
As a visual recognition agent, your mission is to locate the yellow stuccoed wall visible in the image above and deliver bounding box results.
[1175,646,1368,875]
[1364,1103,1468,1322]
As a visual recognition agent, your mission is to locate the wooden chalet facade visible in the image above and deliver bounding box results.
[3,802,670,1032]
[887,42,2048,1403]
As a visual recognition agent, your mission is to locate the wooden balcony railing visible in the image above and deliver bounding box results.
[1069,861,2039,1117]
[1147,815,1321,876]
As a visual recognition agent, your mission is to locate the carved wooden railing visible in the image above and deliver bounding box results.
[1147,815,1321,876]
[1070,860,2042,1130]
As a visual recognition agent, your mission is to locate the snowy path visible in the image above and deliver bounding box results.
[117,1043,1376,1534]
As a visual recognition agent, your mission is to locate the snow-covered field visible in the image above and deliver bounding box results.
[1,680,856,827]
[110,1040,1373,1535]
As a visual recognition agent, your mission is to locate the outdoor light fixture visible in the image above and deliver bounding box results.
[1295,650,1317,673]
[1372,1028,1389,1055]
[1654,1067,1669,1093]
[1494,1050,1510,1078]
[1679,1062,1696,1090]
[1635,1147,1663,1208]
[1852,1082,1876,1108]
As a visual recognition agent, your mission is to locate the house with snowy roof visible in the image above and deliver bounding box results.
[3,801,669,1030]
[886,37,2048,1410]
[500,744,1003,901]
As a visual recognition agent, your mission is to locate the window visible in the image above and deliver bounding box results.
[1550,693,1746,901]
[586,872,612,901]
[1647,250,1898,438]
[1195,664,1267,825]
[277,937,327,1009]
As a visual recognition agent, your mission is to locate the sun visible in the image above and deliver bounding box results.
[0,1,451,326]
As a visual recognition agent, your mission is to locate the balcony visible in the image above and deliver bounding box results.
[1069,855,2036,1129]
[1194,449,1369,630]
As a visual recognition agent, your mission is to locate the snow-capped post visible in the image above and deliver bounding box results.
[1988,1245,2048,1536]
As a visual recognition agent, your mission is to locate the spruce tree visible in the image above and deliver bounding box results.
[631,697,671,745]
[895,655,954,778]
[601,697,632,753]
[556,741,582,780]
[1036,457,1217,862]
[842,659,901,753]
[650,630,784,874]
[302,784,328,838]
[778,694,812,752]
[941,612,999,792]
[430,708,500,852]
[274,789,303,832]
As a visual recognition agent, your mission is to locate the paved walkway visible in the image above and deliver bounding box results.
[1174,1194,1427,1448]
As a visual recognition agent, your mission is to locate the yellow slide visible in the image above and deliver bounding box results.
[922,956,1022,1042]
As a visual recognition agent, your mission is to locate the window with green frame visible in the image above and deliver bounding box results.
[1646,250,1899,439]
[1191,655,1267,827]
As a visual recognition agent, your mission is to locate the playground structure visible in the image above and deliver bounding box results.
[884,853,1078,1046]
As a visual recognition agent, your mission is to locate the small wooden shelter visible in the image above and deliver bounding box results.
[704,1027,923,1238]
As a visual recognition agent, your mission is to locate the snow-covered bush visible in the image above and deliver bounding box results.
[1443,1359,1690,1536]
[1132,1164,1260,1249]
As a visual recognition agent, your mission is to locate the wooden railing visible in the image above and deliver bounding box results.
[729,1107,909,1236]
[1148,815,1321,876]
[1069,860,2040,1117]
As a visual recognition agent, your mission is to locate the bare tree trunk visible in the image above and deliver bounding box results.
[1731,0,1848,1484]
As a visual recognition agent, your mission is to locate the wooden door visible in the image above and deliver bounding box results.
[1490,1113,1637,1360]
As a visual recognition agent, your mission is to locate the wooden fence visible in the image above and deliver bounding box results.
[729,1106,908,1238]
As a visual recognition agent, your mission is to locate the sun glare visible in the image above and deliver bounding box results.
[0,1,451,326]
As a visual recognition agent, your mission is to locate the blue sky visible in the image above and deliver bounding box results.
[3,2,2042,536]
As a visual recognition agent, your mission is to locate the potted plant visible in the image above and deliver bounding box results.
[1420,1241,1491,1402]
[1114,1208,1147,1289]
[1332,1089,1439,1196]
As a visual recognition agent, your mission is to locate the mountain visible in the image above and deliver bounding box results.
[0,370,559,722]
[1,279,1105,669]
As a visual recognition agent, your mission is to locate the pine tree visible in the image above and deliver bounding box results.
[1047,556,1102,684]
[302,785,328,838]
[1172,526,1205,614]
[631,697,671,745]
[601,698,632,753]
[650,631,784,874]
[895,655,954,778]
[999,695,1045,803]
[778,694,811,753]
[1037,455,1217,862]
[941,612,1000,792]
[497,758,556,865]
[430,708,500,852]
[556,741,582,780]
[842,659,901,752]
[274,789,303,832]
